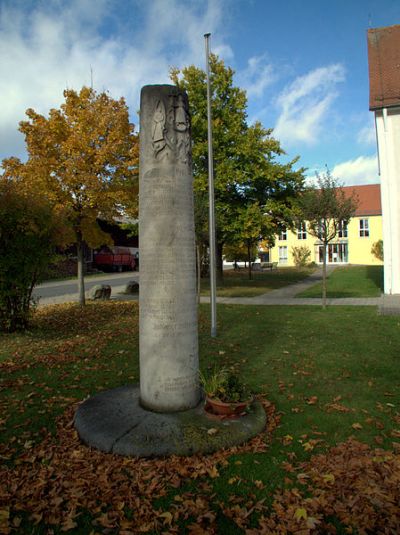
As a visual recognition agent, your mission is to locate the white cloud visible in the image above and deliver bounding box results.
[331,155,379,186]
[352,112,376,147]
[304,165,326,185]
[213,44,234,62]
[0,0,229,161]
[274,64,345,146]
[140,0,230,66]
[357,124,376,146]
[236,55,276,98]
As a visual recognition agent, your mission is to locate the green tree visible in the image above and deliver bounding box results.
[232,203,274,279]
[2,87,139,305]
[0,179,64,331]
[224,242,256,265]
[299,171,358,308]
[171,56,304,281]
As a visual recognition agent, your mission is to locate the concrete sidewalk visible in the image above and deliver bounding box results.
[200,266,399,313]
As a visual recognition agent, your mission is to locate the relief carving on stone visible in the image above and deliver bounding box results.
[152,100,166,159]
[151,93,190,164]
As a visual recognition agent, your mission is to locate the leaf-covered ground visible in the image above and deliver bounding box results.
[1,302,399,534]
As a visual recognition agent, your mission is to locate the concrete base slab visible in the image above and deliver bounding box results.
[74,385,266,457]
[379,294,400,315]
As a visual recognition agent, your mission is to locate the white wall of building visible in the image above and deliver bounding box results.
[375,107,400,294]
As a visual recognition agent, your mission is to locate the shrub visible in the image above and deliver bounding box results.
[291,245,311,267]
[0,181,60,332]
[371,240,384,262]
[200,368,252,402]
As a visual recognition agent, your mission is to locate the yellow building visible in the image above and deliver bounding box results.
[261,184,383,267]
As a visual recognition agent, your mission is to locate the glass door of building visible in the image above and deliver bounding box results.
[318,243,348,263]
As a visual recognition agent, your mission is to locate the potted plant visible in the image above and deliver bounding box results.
[200,368,253,417]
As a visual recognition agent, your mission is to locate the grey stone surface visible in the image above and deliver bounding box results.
[89,284,111,300]
[139,85,200,412]
[74,385,266,457]
[379,294,400,315]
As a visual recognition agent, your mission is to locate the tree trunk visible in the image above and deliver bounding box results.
[247,244,252,280]
[322,243,327,309]
[77,236,86,306]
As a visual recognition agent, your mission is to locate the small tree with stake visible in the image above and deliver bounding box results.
[299,171,358,308]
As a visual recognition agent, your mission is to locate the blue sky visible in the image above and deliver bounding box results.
[1,0,399,185]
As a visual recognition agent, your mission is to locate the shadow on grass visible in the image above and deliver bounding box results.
[201,267,315,297]
[366,265,384,293]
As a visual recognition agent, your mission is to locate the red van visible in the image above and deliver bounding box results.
[94,247,136,272]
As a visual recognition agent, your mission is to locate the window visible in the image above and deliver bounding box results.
[278,246,288,265]
[318,243,348,263]
[359,218,369,237]
[318,221,324,240]
[338,220,348,238]
[279,227,287,241]
[297,221,307,240]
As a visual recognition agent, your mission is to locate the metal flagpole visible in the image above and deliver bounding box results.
[204,32,217,338]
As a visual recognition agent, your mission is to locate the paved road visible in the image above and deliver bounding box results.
[34,271,139,305]
[34,267,400,314]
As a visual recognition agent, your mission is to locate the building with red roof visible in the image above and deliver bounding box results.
[343,184,381,217]
[260,183,383,267]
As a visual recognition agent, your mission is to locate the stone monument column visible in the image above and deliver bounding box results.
[139,85,200,412]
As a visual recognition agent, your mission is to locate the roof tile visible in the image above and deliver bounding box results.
[368,24,400,110]
[341,184,381,216]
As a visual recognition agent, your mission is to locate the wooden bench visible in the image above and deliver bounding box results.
[260,261,278,271]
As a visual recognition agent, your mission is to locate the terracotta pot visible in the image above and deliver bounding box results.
[205,395,252,417]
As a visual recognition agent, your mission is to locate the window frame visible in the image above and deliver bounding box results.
[317,220,324,240]
[278,245,288,265]
[279,226,287,241]
[338,220,348,238]
[297,221,307,240]
[359,218,370,238]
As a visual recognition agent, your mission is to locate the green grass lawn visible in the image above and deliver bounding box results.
[1,301,399,533]
[297,265,384,298]
[201,266,315,297]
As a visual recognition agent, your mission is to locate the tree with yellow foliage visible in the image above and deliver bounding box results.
[2,87,139,305]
